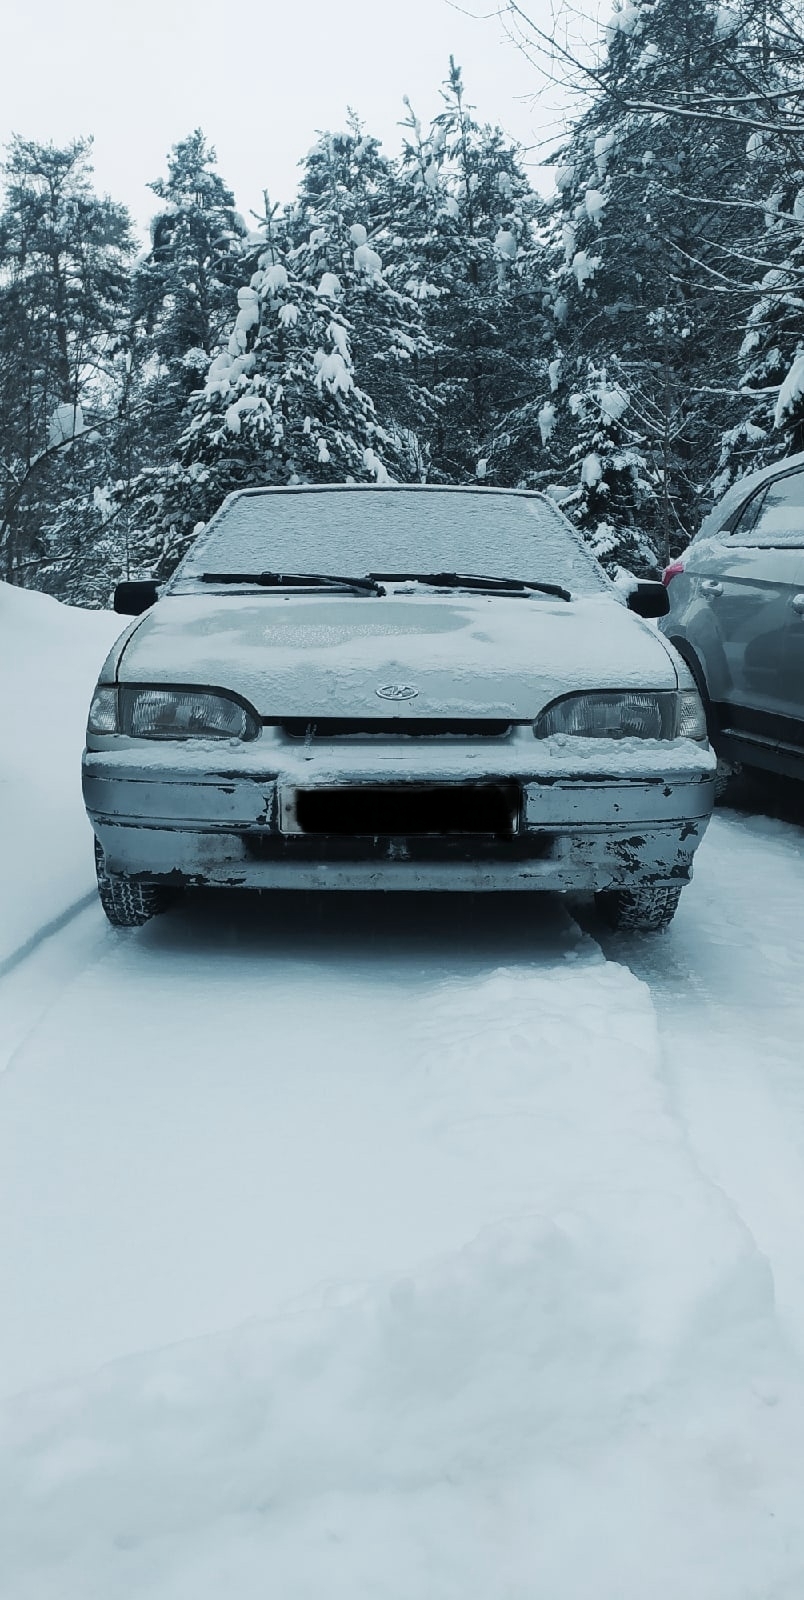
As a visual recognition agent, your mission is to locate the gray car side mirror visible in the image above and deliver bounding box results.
[113,580,159,615]
[627,581,670,620]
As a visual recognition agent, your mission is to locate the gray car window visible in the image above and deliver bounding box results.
[170,488,611,596]
[729,471,804,548]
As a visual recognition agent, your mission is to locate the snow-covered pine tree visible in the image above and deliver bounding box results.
[534,0,767,572]
[131,235,411,578]
[395,61,549,484]
[0,137,133,595]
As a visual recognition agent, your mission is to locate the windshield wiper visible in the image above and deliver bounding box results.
[200,571,385,595]
[199,569,571,600]
[369,572,572,601]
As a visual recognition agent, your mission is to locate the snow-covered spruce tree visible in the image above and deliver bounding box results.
[711,4,804,487]
[395,61,550,483]
[130,131,248,469]
[131,242,411,579]
[533,0,768,572]
[0,138,134,593]
[285,118,432,474]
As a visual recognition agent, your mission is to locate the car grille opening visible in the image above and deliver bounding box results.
[293,782,520,836]
[243,831,553,863]
[276,719,513,739]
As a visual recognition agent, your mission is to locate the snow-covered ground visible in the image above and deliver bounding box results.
[2,584,804,1599]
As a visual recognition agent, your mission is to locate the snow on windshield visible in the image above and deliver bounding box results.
[171,488,610,595]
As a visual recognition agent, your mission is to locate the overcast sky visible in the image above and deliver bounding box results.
[2,0,600,239]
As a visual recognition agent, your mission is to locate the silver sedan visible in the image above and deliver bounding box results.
[83,486,714,931]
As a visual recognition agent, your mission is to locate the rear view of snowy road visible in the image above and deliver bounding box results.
[3,801,804,1599]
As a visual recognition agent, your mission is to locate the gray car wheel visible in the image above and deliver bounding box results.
[94,837,173,928]
[595,882,683,932]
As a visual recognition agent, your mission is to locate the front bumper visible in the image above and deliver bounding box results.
[82,734,715,894]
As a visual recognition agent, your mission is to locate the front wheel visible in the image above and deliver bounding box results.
[595,882,683,932]
[94,837,173,928]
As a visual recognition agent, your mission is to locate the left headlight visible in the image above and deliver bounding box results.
[533,689,706,741]
[87,686,259,741]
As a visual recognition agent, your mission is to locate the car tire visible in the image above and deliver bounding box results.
[595,882,683,932]
[94,837,173,928]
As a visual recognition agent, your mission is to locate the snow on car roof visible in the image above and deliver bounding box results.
[171,486,610,596]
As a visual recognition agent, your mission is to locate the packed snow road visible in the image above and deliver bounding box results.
[3,805,804,1599]
[3,581,804,1597]
[0,885,678,1397]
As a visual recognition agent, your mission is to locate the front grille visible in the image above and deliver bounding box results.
[293,782,520,837]
[243,832,552,864]
[276,719,513,739]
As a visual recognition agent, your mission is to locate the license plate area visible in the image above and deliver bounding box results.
[281,783,521,836]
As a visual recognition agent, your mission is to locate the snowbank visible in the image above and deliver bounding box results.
[0,582,122,964]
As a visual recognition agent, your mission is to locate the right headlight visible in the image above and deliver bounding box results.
[533,689,707,741]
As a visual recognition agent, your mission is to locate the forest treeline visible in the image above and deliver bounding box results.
[3,0,804,604]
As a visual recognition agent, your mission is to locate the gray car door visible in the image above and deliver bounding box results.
[701,468,804,744]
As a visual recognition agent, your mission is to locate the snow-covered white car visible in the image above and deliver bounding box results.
[83,486,715,931]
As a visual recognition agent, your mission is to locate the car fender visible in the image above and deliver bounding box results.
[94,610,156,686]
[663,634,721,739]
[662,587,730,702]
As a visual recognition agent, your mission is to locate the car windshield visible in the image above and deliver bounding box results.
[168,487,609,598]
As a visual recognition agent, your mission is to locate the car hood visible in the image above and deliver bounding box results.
[116,592,678,719]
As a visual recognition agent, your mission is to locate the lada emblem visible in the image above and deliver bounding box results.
[376,684,419,701]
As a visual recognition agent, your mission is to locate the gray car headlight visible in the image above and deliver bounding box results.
[88,686,259,740]
[534,690,706,741]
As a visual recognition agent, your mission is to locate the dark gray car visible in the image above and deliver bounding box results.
[662,454,804,786]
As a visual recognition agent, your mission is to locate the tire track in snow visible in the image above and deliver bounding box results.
[0,891,98,984]
[0,903,111,1077]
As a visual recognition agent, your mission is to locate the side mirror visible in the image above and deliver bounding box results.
[113,580,159,616]
[627,581,670,620]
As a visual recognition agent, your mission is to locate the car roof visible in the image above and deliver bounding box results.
[698,450,804,540]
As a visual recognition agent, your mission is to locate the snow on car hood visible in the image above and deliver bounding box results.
[116,592,678,719]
